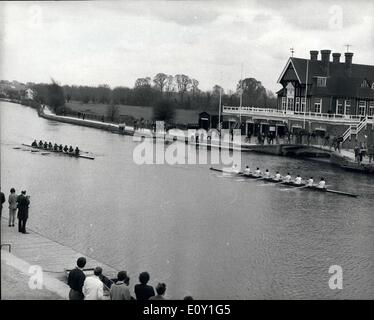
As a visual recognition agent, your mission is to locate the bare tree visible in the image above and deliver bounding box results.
[134,77,151,88]
[153,73,168,94]
[175,74,191,103]
[164,75,175,96]
[191,79,199,97]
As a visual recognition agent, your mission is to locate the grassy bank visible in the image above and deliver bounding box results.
[66,100,201,124]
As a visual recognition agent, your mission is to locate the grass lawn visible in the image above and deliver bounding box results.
[66,101,202,124]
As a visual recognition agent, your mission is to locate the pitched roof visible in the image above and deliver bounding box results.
[278,56,374,98]
[290,57,374,84]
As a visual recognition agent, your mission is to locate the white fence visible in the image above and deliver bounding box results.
[222,106,374,125]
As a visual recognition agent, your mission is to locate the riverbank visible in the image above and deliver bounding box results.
[33,103,374,173]
[0,219,118,300]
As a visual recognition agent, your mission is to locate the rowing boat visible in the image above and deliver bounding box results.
[22,144,95,160]
[209,167,358,197]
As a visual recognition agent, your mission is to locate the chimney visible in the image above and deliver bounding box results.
[345,52,353,66]
[321,50,331,76]
[310,50,318,61]
[332,52,341,63]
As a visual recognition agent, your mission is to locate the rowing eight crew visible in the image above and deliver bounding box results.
[242,165,326,189]
[31,140,80,156]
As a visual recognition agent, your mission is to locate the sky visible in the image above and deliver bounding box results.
[1,0,373,94]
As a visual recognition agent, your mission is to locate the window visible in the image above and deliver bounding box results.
[316,77,327,87]
[295,97,300,112]
[345,100,351,115]
[369,101,374,116]
[301,98,306,112]
[358,100,366,116]
[282,97,286,111]
[314,98,322,113]
[361,80,369,88]
[336,99,344,115]
[287,97,294,111]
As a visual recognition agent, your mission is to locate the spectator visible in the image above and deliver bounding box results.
[17,190,30,234]
[368,143,374,163]
[83,267,104,300]
[110,271,131,300]
[134,272,155,301]
[149,283,167,300]
[0,187,5,217]
[67,257,87,300]
[8,188,18,227]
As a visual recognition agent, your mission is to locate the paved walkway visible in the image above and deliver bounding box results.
[1,219,118,299]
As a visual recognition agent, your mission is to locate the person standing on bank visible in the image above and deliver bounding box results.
[17,190,30,234]
[67,257,87,300]
[8,188,18,227]
[110,271,131,300]
[82,266,104,300]
[0,187,5,217]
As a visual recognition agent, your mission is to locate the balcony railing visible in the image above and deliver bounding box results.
[222,105,374,124]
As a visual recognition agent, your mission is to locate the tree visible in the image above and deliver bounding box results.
[191,79,199,97]
[47,79,65,114]
[152,99,176,123]
[153,73,168,94]
[134,77,151,88]
[164,75,175,96]
[175,74,191,104]
[237,77,267,106]
[107,104,120,123]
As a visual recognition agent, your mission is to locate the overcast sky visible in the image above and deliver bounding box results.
[1,0,373,93]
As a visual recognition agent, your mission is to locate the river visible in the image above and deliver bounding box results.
[1,101,373,299]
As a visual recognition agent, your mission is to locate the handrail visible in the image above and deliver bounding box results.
[1,243,12,252]
[222,105,374,124]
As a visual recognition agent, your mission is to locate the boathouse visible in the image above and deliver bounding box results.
[222,49,374,146]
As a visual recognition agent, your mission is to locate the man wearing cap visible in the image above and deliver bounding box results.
[17,190,30,234]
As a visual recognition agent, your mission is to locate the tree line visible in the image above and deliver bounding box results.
[1,74,277,118]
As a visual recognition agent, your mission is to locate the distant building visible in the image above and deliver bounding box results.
[277,50,374,117]
[222,49,374,143]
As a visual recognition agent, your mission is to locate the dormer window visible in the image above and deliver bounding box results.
[316,77,327,87]
[361,79,369,88]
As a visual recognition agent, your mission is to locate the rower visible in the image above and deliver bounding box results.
[63,145,68,153]
[69,146,74,153]
[75,147,80,156]
[283,173,291,182]
[38,140,43,148]
[317,177,326,189]
[53,143,59,151]
[307,177,314,187]
[58,144,63,152]
[295,175,303,185]
[264,169,270,178]
[43,142,48,149]
[31,140,38,147]
[254,167,262,176]
[274,171,281,181]
[244,166,251,175]
[48,142,53,150]
[231,164,239,174]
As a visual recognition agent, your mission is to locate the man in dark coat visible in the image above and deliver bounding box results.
[67,257,87,300]
[0,187,5,217]
[17,190,30,234]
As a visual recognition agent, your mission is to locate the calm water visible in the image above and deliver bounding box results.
[1,101,374,299]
